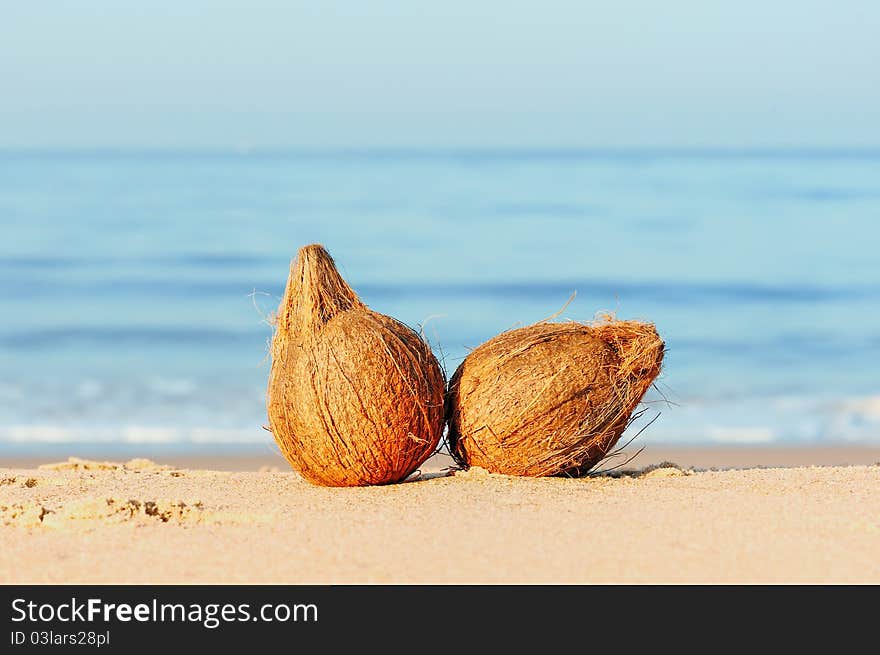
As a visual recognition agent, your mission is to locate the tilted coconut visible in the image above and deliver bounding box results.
[446,317,664,477]
[267,244,445,486]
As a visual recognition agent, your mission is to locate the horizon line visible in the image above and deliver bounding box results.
[2,145,880,159]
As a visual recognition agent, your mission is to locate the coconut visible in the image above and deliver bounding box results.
[446,317,664,477]
[267,244,445,487]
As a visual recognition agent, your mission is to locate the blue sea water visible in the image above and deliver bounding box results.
[1,149,879,453]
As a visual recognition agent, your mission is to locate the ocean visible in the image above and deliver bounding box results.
[1,149,879,454]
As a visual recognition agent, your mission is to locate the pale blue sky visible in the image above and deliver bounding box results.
[2,1,878,148]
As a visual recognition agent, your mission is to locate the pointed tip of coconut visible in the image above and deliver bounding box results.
[590,315,664,381]
[296,243,333,261]
[274,244,366,340]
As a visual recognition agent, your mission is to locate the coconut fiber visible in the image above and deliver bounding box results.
[267,245,445,486]
[446,317,664,477]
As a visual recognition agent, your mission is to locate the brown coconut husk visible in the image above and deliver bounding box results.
[267,244,445,487]
[446,315,664,477]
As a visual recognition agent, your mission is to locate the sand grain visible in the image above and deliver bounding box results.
[1,457,877,583]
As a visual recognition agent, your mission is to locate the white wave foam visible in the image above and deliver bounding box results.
[4,393,880,446]
[833,395,880,420]
[147,378,197,397]
[0,424,265,444]
[824,395,880,442]
[3,424,79,443]
[707,426,776,444]
[189,427,268,443]
[120,426,181,444]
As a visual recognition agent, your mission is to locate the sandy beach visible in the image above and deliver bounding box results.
[2,448,878,584]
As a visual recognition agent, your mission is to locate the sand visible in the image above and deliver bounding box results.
[1,451,878,584]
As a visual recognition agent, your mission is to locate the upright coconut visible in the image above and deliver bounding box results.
[267,244,445,486]
[446,317,664,477]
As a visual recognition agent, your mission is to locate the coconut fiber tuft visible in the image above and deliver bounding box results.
[446,316,664,477]
[267,244,445,486]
